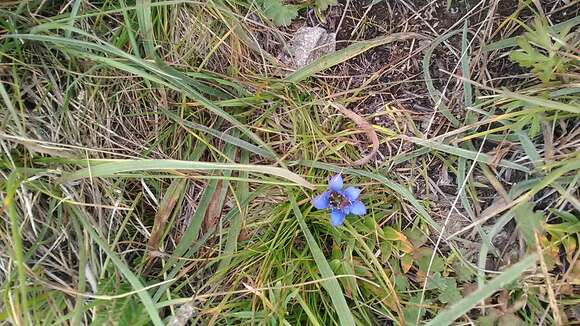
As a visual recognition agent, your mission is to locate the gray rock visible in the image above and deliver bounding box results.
[280,27,336,69]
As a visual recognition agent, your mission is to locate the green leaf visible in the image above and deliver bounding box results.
[91,282,149,326]
[498,313,524,326]
[404,295,428,324]
[514,202,544,247]
[404,228,428,247]
[476,314,498,326]
[316,0,338,11]
[382,226,406,241]
[425,254,538,325]
[261,0,298,26]
[484,16,580,51]
[438,278,462,304]
[394,274,410,291]
[508,17,574,82]
[455,263,474,282]
[429,272,447,289]
[380,240,393,262]
[416,247,445,274]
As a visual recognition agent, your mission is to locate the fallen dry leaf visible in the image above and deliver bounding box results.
[202,180,225,233]
[329,102,379,166]
[147,179,187,254]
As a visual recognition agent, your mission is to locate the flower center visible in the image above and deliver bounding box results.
[329,192,349,209]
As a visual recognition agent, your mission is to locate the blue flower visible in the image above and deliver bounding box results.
[311,174,366,226]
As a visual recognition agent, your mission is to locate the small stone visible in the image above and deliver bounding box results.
[280,26,336,69]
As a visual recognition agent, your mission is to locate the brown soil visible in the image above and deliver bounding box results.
[287,0,578,130]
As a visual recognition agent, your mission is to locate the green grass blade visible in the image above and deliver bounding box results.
[426,254,538,325]
[517,131,542,168]
[64,0,82,39]
[500,90,580,115]
[70,215,87,325]
[461,21,474,124]
[70,206,164,326]
[0,81,25,135]
[132,1,278,158]
[285,32,423,83]
[422,29,461,127]
[289,192,356,326]
[135,0,156,59]
[5,172,30,325]
[9,30,278,159]
[153,187,266,301]
[163,178,218,271]
[162,109,276,159]
[119,0,142,58]
[217,150,249,273]
[515,157,580,209]
[405,136,530,173]
[58,159,314,189]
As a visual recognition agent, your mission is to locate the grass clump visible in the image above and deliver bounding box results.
[1,1,579,325]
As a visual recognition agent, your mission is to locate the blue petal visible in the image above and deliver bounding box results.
[330,209,346,226]
[349,201,366,216]
[328,174,343,191]
[343,187,361,201]
[312,191,330,209]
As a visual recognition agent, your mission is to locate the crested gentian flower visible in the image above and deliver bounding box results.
[312,174,366,226]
